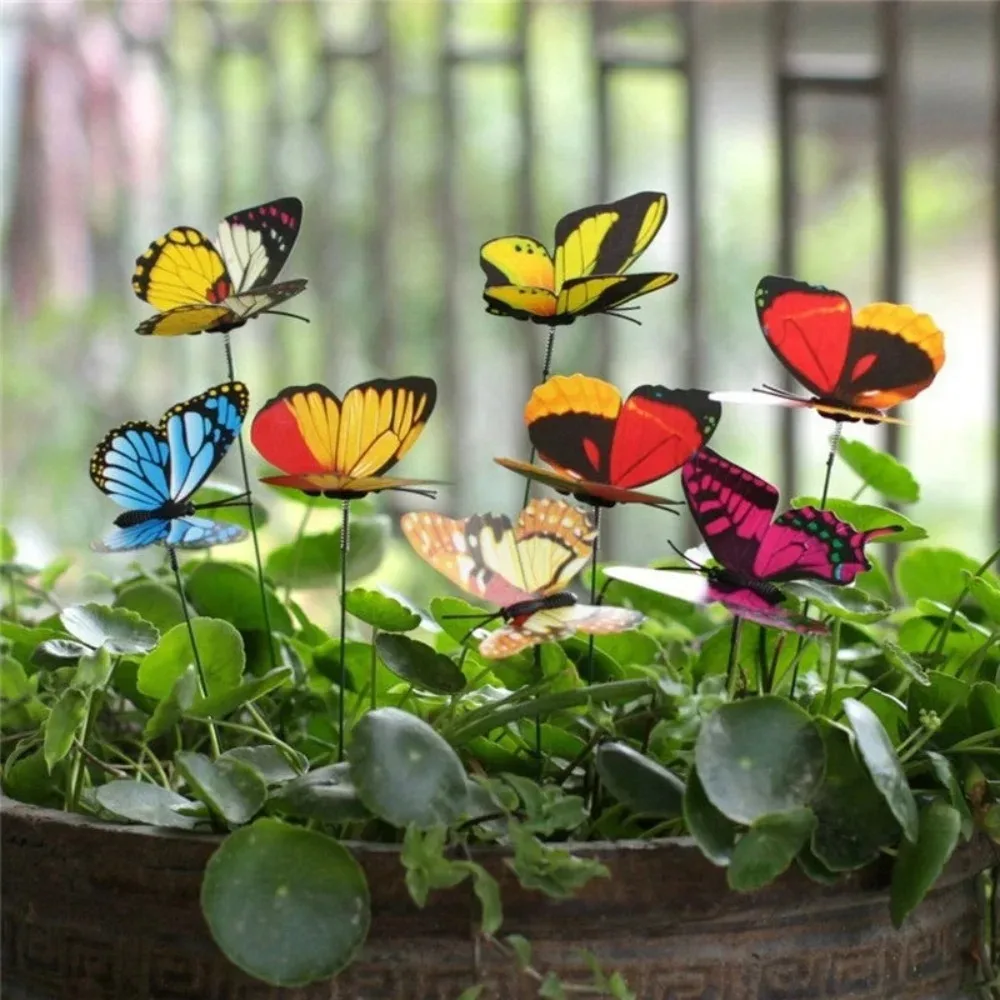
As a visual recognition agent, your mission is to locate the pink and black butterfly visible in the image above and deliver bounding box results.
[605,448,900,633]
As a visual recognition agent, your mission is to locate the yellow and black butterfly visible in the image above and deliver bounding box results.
[132,197,308,337]
[251,378,440,499]
[479,191,677,326]
[401,498,643,659]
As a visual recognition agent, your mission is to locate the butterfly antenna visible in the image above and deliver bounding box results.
[607,308,643,327]
[195,491,252,511]
[666,539,706,571]
[264,309,310,323]
[394,486,440,500]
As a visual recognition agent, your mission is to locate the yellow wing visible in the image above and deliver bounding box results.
[480,236,555,290]
[553,192,667,289]
[132,227,232,311]
[135,304,236,338]
[556,273,678,319]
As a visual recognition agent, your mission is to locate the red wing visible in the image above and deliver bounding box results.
[609,387,721,489]
[755,275,853,397]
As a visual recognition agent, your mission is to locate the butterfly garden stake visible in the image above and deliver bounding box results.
[89,382,252,755]
[251,378,439,759]
[131,197,310,674]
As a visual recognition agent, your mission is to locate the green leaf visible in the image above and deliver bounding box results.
[695,696,826,825]
[0,656,45,729]
[926,751,974,841]
[0,525,15,562]
[594,743,684,817]
[221,745,305,785]
[782,580,891,623]
[881,641,931,687]
[506,823,609,898]
[38,555,73,591]
[144,665,199,740]
[265,518,389,589]
[350,708,468,827]
[114,581,185,634]
[810,721,900,871]
[429,596,490,646]
[967,573,1000,624]
[375,634,466,694]
[790,497,927,543]
[842,698,919,843]
[683,766,739,865]
[3,749,64,808]
[60,603,159,654]
[187,666,292,720]
[43,688,88,772]
[268,763,371,823]
[401,824,468,906]
[470,865,502,935]
[190,481,269,529]
[73,647,113,691]
[186,562,292,634]
[138,618,244,700]
[896,547,982,606]
[890,801,961,927]
[344,589,420,633]
[506,934,532,970]
[727,808,817,891]
[175,751,268,827]
[201,818,370,986]
[94,780,198,829]
[35,638,89,661]
[837,438,920,504]
[455,988,484,1000]
[539,973,567,1000]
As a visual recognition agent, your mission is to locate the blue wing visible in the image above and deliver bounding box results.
[90,421,171,512]
[166,517,246,548]
[92,519,171,553]
[162,382,249,501]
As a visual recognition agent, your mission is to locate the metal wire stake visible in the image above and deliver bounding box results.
[337,498,350,761]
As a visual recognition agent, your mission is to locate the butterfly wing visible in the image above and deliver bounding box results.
[252,378,436,493]
[217,197,303,293]
[166,516,247,548]
[135,304,237,338]
[478,603,644,659]
[557,273,678,320]
[681,448,777,576]
[90,421,172,512]
[833,302,944,411]
[133,227,232,311]
[161,382,249,502]
[754,506,902,585]
[480,236,558,323]
[553,191,668,286]
[92,519,171,553]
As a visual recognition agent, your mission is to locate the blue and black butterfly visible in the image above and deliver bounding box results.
[90,382,251,552]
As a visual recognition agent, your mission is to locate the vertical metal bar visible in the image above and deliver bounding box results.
[994,0,1000,541]
[878,1,903,460]
[373,0,396,374]
[773,1,799,494]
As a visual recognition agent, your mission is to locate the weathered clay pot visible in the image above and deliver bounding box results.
[1,797,994,999]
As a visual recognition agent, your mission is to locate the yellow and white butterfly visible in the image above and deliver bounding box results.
[132,196,308,337]
[401,497,643,659]
[479,191,677,326]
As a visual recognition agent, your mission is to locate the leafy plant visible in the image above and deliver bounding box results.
[1,441,998,996]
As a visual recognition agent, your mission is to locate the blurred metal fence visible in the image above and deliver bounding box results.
[2,0,999,553]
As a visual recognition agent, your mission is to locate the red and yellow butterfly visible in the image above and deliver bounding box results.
[714,275,945,424]
[479,192,677,326]
[132,197,308,337]
[496,373,720,509]
[401,498,643,659]
[251,378,439,499]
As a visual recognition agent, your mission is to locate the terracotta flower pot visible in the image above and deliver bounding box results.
[1,797,993,999]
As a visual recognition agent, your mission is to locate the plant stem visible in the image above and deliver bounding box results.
[223,331,278,675]
[929,540,1000,656]
[282,501,314,603]
[821,619,842,717]
[725,618,742,699]
[337,499,350,761]
[168,546,220,759]
[187,716,302,761]
[67,662,118,810]
[5,571,17,621]
[370,629,379,712]
[850,483,868,502]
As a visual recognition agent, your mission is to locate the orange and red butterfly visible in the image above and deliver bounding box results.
[714,275,945,424]
[251,378,439,499]
[496,374,720,510]
[401,498,643,659]
[479,192,677,326]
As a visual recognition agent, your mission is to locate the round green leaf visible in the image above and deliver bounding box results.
[683,767,739,865]
[3,749,64,808]
[595,743,684,817]
[890,801,961,927]
[73,647,113,691]
[144,666,199,740]
[349,707,468,827]
[222,745,306,785]
[175,751,268,827]
[138,617,244,700]
[60,603,159,654]
[190,481,270,529]
[268,763,371,823]
[727,808,817,892]
[114,581,185,634]
[186,562,292,634]
[842,697,918,843]
[429,596,489,646]
[837,438,920,504]
[344,589,420,633]
[375,634,466,694]
[967,573,1000,624]
[94,780,198,829]
[695,696,825,825]
[201,818,370,986]
[896,547,981,606]
[782,580,891,623]
[188,666,293,720]
[266,518,388,590]
[790,497,927,543]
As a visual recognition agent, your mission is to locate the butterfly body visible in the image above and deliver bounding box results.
[401,498,643,658]
[133,197,307,338]
[745,275,945,423]
[480,192,677,325]
[90,383,250,552]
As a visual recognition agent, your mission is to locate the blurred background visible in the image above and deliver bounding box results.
[1,0,998,600]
